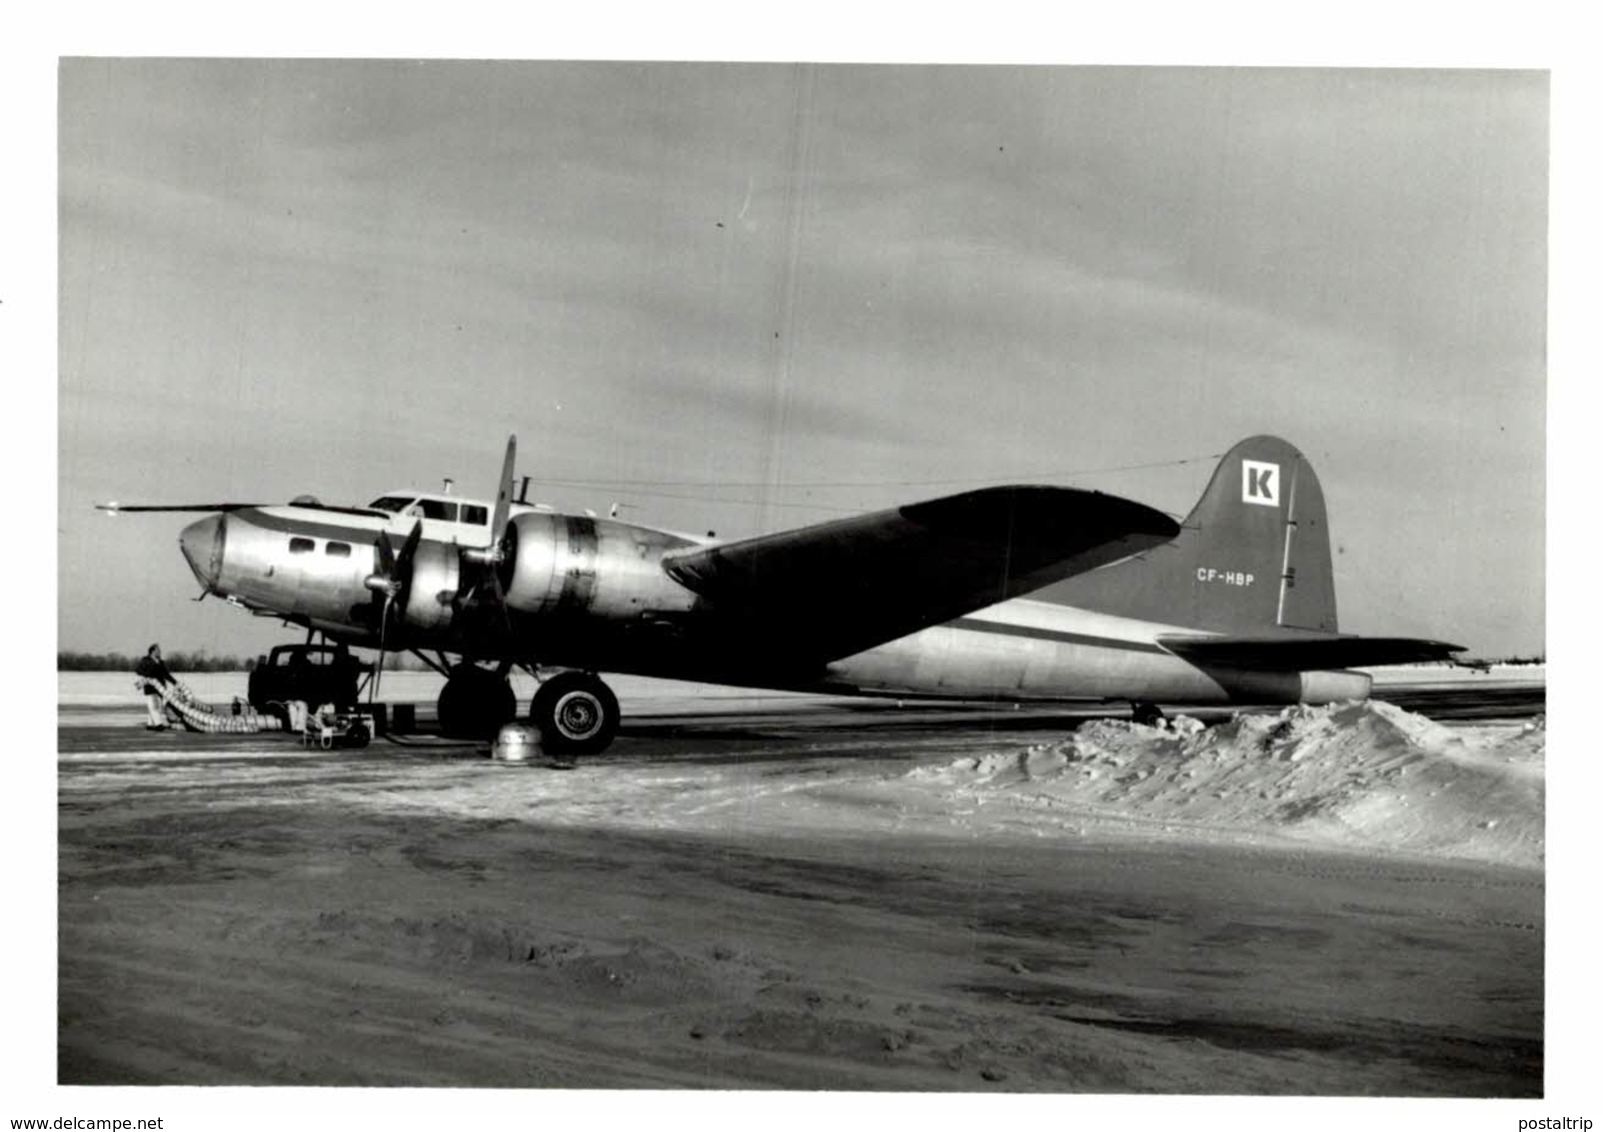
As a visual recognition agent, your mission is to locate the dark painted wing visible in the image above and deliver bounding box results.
[1159,634,1464,670]
[663,486,1179,663]
[96,501,390,519]
[96,502,266,513]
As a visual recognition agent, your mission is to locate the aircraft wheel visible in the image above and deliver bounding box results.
[437,665,517,739]
[531,672,620,757]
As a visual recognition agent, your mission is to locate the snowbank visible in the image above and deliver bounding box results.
[910,701,1544,866]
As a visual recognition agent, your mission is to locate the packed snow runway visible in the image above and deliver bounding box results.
[57,670,1544,1093]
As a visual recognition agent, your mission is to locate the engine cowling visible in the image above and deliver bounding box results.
[400,540,461,632]
[501,513,585,615]
[501,512,698,619]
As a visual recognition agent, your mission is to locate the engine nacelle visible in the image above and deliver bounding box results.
[401,540,461,632]
[502,512,698,620]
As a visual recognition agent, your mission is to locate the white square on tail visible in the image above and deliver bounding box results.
[1241,460,1280,507]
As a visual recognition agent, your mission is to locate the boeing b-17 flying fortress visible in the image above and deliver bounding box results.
[98,434,1462,756]
[59,430,1544,1098]
[52,59,1549,1118]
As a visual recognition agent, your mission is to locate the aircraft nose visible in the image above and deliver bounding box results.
[179,514,226,590]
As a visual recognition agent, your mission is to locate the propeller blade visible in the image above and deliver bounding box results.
[488,563,515,644]
[489,434,516,558]
[375,529,397,579]
[371,594,392,703]
[474,438,519,645]
[369,523,421,704]
[395,520,424,575]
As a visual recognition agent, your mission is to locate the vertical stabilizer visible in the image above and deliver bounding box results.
[1038,436,1339,634]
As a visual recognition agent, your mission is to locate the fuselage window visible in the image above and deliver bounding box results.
[325,541,351,558]
[289,537,315,554]
[418,498,458,522]
[461,504,488,526]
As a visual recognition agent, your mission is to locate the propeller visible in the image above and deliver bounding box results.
[365,519,423,702]
[361,435,519,699]
[461,435,519,644]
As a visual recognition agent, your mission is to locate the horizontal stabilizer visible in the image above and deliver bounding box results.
[665,486,1179,663]
[1159,633,1464,671]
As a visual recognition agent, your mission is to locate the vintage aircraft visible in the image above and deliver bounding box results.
[99,434,1461,755]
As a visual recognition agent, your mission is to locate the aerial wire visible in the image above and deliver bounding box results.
[521,453,1221,517]
[535,452,1225,493]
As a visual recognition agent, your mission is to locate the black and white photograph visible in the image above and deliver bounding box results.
[25,14,1579,1129]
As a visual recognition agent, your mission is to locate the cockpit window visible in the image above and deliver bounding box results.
[417,499,458,522]
[367,495,414,513]
[461,504,488,525]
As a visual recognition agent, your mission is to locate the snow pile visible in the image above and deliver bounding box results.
[910,701,1544,866]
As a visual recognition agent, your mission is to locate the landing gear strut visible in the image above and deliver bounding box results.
[437,663,516,739]
[530,671,620,757]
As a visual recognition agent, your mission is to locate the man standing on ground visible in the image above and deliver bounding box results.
[136,644,176,730]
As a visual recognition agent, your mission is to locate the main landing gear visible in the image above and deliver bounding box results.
[432,661,621,758]
[436,663,516,739]
[530,671,620,757]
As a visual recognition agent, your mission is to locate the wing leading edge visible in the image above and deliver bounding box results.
[663,485,1180,664]
[1159,634,1464,671]
[96,502,266,513]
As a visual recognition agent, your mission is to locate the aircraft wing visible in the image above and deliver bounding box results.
[663,485,1179,663]
[97,502,266,513]
[1158,634,1464,670]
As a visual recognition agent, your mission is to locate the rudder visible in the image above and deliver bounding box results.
[1039,436,1338,634]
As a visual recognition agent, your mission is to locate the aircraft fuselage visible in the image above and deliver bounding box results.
[124,432,1465,754]
[179,503,1371,708]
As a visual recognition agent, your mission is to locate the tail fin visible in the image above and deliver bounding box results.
[1043,436,1338,633]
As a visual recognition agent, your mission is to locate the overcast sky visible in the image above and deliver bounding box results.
[58,61,1547,657]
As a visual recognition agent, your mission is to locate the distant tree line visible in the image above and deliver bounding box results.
[61,649,1547,673]
[1452,654,1546,669]
[58,649,437,672]
[58,650,256,672]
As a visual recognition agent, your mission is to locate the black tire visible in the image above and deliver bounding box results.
[530,672,620,757]
[347,723,371,749]
[437,665,517,739]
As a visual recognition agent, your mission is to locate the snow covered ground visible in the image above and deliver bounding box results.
[57,661,1548,709]
[59,669,1545,868]
[904,702,1543,867]
[55,669,1546,1092]
[57,670,831,713]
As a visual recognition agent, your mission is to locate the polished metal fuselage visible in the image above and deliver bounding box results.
[179,504,1369,707]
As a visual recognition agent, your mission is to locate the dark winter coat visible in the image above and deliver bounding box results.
[135,654,175,694]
